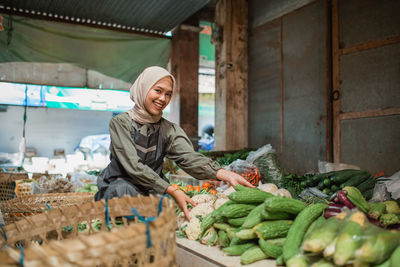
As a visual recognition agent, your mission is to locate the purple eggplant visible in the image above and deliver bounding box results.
[337,190,355,209]
[324,209,340,219]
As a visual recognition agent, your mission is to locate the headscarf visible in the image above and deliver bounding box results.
[127,66,176,124]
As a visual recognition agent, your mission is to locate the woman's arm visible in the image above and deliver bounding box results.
[164,123,254,220]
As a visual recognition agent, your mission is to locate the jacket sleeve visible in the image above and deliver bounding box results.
[165,124,222,180]
[109,116,170,194]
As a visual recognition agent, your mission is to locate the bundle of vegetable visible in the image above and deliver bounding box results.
[280,173,313,198]
[326,186,400,229]
[170,180,217,198]
[290,210,400,266]
[305,169,373,198]
[76,183,98,193]
[201,148,252,167]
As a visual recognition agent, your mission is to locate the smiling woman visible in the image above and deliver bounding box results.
[144,76,173,116]
[94,66,255,221]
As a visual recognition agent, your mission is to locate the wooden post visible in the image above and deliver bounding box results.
[171,20,200,148]
[332,0,341,163]
[214,0,248,150]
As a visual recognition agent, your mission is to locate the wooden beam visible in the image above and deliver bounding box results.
[171,20,199,147]
[214,0,248,150]
[332,0,341,163]
[340,36,400,55]
[340,107,400,121]
[325,0,333,162]
[280,17,284,160]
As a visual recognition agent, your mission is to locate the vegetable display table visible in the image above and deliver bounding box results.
[176,238,276,267]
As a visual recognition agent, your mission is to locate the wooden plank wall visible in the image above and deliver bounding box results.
[332,0,400,174]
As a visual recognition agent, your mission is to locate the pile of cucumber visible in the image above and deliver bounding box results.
[198,185,327,265]
[305,169,375,199]
[291,210,400,266]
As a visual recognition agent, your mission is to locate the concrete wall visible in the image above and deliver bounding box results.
[0,62,131,90]
[0,105,114,157]
[0,105,176,158]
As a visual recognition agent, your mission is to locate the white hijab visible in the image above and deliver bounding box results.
[127,66,175,124]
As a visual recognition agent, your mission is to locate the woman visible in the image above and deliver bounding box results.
[95,66,254,220]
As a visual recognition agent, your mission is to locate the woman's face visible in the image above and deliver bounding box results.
[145,76,173,116]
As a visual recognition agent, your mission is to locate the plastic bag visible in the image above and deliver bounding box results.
[383,170,400,200]
[370,183,391,202]
[69,171,98,191]
[31,175,73,194]
[246,144,283,185]
[227,159,255,174]
[299,187,328,200]
[318,160,360,173]
[226,159,261,186]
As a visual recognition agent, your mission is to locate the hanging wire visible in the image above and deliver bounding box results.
[7,15,13,46]
[21,85,28,166]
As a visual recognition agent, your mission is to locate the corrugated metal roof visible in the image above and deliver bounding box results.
[0,0,210,35]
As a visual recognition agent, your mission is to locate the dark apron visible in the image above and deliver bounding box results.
[94,122,167,201]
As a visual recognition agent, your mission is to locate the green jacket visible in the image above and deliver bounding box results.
[109,112,221,194]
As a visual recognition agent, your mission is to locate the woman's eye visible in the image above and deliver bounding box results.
[155,89,161,93]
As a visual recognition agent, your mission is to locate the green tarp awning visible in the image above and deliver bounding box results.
[0,15,170,84]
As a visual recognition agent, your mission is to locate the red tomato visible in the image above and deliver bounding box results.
[194,185,201,192]
[202,182,211,191]
[186,185,193,191]
[209,189,217,195]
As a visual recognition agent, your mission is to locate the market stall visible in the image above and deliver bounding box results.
[0,0,398,266]
[169,147,400,266]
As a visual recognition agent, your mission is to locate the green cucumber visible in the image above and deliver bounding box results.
[236,229,257,240]
[282,203,328,262]
[220,204,257,218]
[261,209,292,220]
[227,217,246,228]
[218,230,230,248]
[223,243,256,256]
[240,246,268,265]
[259,238,282,258]
[331,170,368,184]
[254,220,293,239]
[357,177,376,192]
[341,172,372,188]
[242,203,264,229]
[229,190,273,204]
[264,196,307,215]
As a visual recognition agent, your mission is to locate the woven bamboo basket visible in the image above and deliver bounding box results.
[0,192,95,224]
[0,195,177,267]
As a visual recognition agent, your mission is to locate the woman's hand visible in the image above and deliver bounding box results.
[216,168,255,188]
[165,185,196,221]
